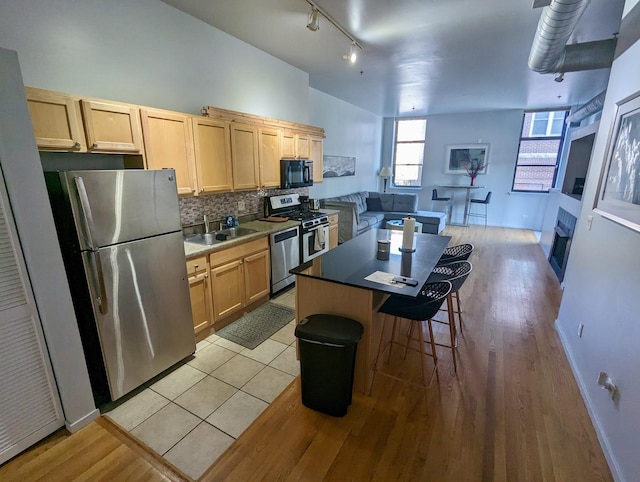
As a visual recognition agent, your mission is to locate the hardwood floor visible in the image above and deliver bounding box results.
[0,227,612,481]
[0,417,187,481]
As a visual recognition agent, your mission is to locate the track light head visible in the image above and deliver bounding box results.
[343,42,357,63]
[307,7,320,31]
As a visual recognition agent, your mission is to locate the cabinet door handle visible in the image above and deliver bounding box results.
[73,141,81,148]
[92,142,98,148]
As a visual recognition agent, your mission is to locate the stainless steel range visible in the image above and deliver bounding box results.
[265,193,329,266]
[299,214,329,263]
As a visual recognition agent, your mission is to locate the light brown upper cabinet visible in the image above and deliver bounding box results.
[25,87,143,154]
[281,129,295,159]
[258,127,282,188]
[80,100,143,153]
[310,135,324,183]
[281,129,310,159]
[25,87,86,151]
[140,108,197,196]
[230,123,260,190]
[192,117,233,194]
[296,132,311,159]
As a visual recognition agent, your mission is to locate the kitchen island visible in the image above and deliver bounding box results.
[292,228,451,394]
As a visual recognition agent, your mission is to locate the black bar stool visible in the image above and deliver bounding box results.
[426,261,473,373]
[436,243,474,266]
[431,188,451,215]
[468,191,492,227]
[370,281,452,394]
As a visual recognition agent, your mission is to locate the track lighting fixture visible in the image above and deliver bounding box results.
[306,7,320,31]
[304,1,362,63]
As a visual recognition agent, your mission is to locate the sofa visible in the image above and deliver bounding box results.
[322,191,447,244]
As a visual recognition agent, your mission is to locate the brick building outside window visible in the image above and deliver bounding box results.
[513,110,568,192]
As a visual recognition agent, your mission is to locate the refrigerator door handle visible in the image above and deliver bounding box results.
[89,250,109,314]
[74,176,97,249]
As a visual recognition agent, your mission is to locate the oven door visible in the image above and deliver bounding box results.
[302,224,329,262]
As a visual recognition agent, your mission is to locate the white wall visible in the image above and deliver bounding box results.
[382,109,549,229]
[0,0,310,123]
[555,2,640,479]
[308,88,383,199]
[0,0,386,212]
[0,48,98,430]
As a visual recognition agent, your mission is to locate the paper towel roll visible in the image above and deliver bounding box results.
[402,217,415,251]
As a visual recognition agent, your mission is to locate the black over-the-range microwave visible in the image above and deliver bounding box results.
[280,159,313,189]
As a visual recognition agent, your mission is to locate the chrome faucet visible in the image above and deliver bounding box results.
[203,215,211,233]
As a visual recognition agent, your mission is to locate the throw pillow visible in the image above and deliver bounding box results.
[366,197,383,211]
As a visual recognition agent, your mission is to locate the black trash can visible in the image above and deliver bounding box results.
[295,314,364,417]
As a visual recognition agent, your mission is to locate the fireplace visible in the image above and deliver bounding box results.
[549,208,577,282]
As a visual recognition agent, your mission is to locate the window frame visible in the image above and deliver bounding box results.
[512,109,569,193]
[529,111,565,137]
[391,116,427,189]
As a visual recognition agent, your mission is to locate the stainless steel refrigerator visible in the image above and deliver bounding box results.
[45,169,195,405]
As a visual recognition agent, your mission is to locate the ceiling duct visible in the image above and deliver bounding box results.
[528,0,617,74]
[565,89,607,124]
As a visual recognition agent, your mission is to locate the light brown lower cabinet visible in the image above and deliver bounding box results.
[328,213,339,249]
[243,249,271,304]
[186,255,211,336]
[209,237,270,324]
[210,259,244,321]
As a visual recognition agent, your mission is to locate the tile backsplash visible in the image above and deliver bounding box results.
[179,187,309,227]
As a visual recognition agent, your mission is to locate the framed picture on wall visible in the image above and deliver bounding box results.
[594,91,640,233]
[444,144,489,174]
[323,155,356,178]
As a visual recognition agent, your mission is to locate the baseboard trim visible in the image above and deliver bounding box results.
[65,407,100,433]
[554,320,623,482]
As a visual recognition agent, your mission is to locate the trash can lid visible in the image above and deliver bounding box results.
[295,314,364,345]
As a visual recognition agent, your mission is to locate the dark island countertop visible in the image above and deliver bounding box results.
[291,228,451,298]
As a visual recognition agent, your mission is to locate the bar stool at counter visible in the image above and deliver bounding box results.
[427,261,473,374]
[436,243,474,266]
[370,281,452,394]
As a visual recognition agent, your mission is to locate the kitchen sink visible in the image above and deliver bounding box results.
[184,227,258,245]
[184,233,219,245]
[218,227,257,238]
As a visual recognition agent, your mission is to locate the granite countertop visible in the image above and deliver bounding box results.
[321,208,340,216]
[292,228,451,298]
[184,219,300,258]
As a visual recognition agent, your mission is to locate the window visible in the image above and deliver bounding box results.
[392,118,426,187]
[513,109,568,192]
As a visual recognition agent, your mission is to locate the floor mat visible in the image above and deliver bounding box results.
[216,302,296,349]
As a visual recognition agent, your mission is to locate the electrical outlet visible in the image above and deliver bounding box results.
[238,200,245,211]
[578,323,584,337]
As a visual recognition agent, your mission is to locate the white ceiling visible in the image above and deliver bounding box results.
[160,0,624,117]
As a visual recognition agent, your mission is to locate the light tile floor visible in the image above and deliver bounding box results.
[104,288,297,480]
